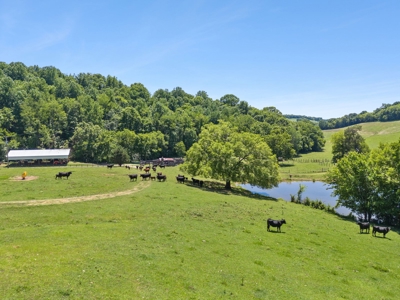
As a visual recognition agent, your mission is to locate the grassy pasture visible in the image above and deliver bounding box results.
[0,165,399,299]
[0,165,143,202]
[280,120,400,181]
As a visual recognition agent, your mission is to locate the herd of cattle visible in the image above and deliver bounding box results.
[54,164,203,186]
[265,219,391,238]
[53,165,393,238]
[357,221,391,238]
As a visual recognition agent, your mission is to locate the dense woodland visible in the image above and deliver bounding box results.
[0,62,325,163]
[319,102,400,130]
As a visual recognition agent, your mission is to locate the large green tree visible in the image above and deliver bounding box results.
[368,141,400,224]
[331,125,369,163]
[326,151,376,221]
[181,121,280,189]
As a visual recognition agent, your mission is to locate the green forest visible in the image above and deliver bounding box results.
[0,62,325,163]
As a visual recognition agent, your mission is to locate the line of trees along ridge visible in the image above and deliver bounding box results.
[319,102,400,130]
[0,61,325,163]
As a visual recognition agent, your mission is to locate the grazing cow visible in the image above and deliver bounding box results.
[56,171,73,179]
[267,218,286,232]
[191,177,203,187]
[157,174,167,181]
[152,166,157,172]
[140,173,151,180]
[150,176,156,180]
[176,175,185,183]
[125,165,131,170]
[139,166,143,171]
[107,164,114,169]
[144,167,151,173]
[128,174,138,181]
[372,226,391,238]
[159,165,165,169]
[357,222,370,234]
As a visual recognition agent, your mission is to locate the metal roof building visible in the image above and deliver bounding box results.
[7,149,71,161]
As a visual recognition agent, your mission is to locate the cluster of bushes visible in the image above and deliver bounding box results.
[290,195,335,213]
[290,184,335,213]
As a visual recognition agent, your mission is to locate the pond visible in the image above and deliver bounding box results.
[241,181,351,216]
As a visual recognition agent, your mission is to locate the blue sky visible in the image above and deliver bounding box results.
[0,0,399,119]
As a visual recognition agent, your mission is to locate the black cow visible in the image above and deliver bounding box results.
[157,174,167,181]
[107,164,114,169]
[267,218,286,232]
[140,173,151,180]
[56,171,72,179]
[128,174,138,181]
[191,177,203,187]
[159,165,165,169]
[176,175,185,183]
[372,226,391,238]
[357,222,370,234]
[125,165,131,170]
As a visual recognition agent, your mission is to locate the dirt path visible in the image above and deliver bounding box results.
[0,181,151,207]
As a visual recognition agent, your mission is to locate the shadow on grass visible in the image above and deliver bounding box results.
[185,180,278,201]
[372,235,392,240]
[279,163,295,168]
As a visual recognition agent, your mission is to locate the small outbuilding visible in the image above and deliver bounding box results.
[7,149,71,166]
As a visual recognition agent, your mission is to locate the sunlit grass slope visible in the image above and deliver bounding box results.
[0,166,399,299]
[0,165,140,202]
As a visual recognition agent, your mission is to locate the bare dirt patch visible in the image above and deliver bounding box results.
[9,176,39,181]
[0,181,151,206]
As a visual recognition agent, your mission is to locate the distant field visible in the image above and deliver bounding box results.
[281,120,400,181]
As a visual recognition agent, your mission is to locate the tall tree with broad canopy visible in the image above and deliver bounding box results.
[368,141,400,224]
[181,121,280,189]
[326,151,376,221]
[331,125,369,163]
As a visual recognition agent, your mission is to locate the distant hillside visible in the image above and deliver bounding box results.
[319,102,400,130]
[323,120,400,151]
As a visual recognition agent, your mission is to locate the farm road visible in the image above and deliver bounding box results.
[0,181,150,207]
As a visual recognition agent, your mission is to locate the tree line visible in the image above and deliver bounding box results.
[319,102,400,130]
[0,61,325,163]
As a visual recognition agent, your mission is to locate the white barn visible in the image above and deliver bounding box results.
[7,149,71,166]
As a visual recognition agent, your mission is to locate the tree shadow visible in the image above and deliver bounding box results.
[279,163,295,168]
[185,180,278,201]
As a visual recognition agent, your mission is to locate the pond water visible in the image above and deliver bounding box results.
[241,181,351,216]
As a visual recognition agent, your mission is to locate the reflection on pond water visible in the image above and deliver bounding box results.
[241,181,351,216]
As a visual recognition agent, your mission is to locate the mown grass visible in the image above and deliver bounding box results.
[0,165,139,202]
[280,120,400,181]
[0,165,399,299]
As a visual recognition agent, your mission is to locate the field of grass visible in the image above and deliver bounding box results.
[280,120,400,181]
[0,165,140,202]
[0,165,399,299]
